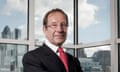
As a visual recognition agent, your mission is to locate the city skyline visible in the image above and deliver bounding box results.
[1,25,22,39]
[0,0,110,44]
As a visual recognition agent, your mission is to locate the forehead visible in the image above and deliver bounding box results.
[48,12,66,19]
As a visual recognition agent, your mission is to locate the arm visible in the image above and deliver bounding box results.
[22,53,48,72]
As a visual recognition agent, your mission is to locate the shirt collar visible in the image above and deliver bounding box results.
[45,39,59,53]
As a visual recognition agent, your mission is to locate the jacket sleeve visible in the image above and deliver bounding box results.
[22,52,48,72]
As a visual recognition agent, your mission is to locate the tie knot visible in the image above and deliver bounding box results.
[58,47,64,53]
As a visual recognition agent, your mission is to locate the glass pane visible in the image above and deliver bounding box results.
[65,48,74,56]
[78,0,110,44]
[118,0,120,38]
[119,44,120,72]
[78,46,111,72]
[0,44,27,72]
[35,0,73,44]
[0,0,28,40]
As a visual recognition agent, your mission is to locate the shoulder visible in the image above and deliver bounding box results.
[22,47,46,69]
[66,53,80,64]
[23,43,51,60]
[66,53,77,60]
[66,53,83,72]
[24,48,40,57]
[23,46,44,61]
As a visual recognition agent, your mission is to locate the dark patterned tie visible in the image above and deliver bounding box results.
[58,47,68,72]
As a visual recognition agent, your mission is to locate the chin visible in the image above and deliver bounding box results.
[56,41,64,45]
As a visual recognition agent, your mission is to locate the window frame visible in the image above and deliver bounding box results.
[0,0,118,72]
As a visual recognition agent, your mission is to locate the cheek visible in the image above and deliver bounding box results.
[46,31,54,39]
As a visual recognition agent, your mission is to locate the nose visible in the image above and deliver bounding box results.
[56,25,63,32]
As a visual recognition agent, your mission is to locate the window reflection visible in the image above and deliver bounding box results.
[78,46,111,72]
[0,44,27,72]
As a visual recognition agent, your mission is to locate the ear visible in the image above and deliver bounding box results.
[43,25,46,33]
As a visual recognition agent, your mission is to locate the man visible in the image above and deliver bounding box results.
[23,8,83,72]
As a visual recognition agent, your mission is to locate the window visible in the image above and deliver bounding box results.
[78,0,110,44]
[0,0,118,72]
[0,0,28,72]
[0,44,27,72]
[35,0,74,44]
[78,46,111,72]
[0,0,28,40]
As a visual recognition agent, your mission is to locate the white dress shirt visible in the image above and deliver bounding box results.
[44,40,65,56]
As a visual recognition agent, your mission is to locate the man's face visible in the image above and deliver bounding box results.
[43,12,67,46]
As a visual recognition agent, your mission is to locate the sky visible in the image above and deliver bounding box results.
[34,0,111,44]
[78,0,110,44]
[0,0,111,57]
[0,0,27,39]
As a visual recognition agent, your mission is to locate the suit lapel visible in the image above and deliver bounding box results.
[66,53,75,72]
[39,44,66,72]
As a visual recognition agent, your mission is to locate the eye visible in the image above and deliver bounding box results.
[52,24,57,26]
[61,23,67,27]
[51,24,57,28]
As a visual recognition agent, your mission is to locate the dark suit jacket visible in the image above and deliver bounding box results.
[22,44,83,72]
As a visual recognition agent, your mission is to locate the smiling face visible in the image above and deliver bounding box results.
[43,12,68,46]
